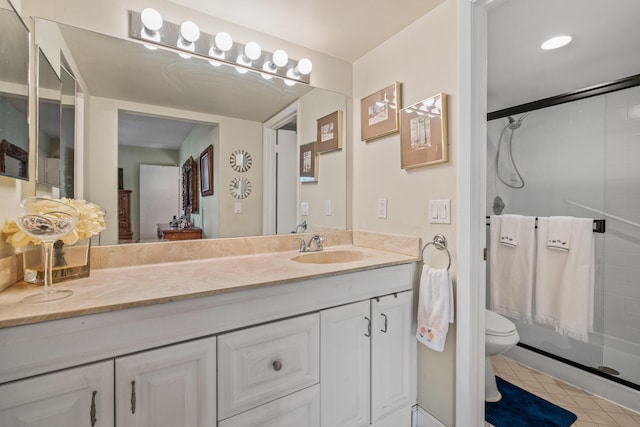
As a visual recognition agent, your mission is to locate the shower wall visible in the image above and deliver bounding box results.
[487,84,640,386]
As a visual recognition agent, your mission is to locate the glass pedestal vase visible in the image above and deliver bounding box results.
[22,239,91,285]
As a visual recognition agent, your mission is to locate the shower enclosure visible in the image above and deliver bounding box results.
[486,76,640,390]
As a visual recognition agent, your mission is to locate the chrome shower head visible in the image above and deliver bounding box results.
[507,112,530,130]
[507,116,521,130]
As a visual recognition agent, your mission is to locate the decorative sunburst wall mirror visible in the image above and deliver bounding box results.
[229,150,252,173]
[229,176,252,199]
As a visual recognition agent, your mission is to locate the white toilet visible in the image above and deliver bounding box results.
[485,309,519,402]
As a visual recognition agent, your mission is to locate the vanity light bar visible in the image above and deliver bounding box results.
[129,10,311,85]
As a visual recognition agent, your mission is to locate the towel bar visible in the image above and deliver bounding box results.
[421,234,452,270]
[485,216,605,233]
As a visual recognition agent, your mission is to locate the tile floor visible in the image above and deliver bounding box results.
[489,355,640,426]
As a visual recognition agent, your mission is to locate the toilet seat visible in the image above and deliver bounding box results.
[485,309,516,336]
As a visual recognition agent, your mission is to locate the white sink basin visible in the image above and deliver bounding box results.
[291,250,366,264]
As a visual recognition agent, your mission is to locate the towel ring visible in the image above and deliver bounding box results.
[421,234,452,271]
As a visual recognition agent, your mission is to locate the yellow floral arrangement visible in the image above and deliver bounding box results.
[2,198,106,247]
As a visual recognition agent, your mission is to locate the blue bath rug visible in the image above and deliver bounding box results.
[485,376,577,427]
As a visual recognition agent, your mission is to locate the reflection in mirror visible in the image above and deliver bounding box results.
[36,49,61,187]
[0,0,29,180]
[29,20,347,246]
[229,176,252,199]
[182,156,198,216]
[60,65,76,198]
[230,150,252,173]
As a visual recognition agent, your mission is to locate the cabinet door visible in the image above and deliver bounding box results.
[371,291,413,423]
[320,300,371,427]
[115,336,216,427]
[0,360,114,427]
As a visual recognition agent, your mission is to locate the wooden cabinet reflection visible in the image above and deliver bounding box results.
[157,223,202,241]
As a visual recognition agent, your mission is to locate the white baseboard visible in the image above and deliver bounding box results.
[414,405,446,427]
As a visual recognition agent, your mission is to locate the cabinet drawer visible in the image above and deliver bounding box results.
[218,313,320,420]
[219,385,319,427]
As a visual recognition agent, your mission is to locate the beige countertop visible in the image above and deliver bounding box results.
[0,244,418,329]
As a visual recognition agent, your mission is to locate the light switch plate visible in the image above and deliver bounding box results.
[429,199,451,224]
[325,200,332,216]
[301,201,309,216]
[234,202,242,214]
[377,198,388,219]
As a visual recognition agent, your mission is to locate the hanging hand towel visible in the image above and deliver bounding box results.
[535,217,595,342]
[499,214,521,247]
[416,265,454,352]
[547,216,573,251]
[489,215,536,322]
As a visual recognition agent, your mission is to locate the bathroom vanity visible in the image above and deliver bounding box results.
[0,234,419,427]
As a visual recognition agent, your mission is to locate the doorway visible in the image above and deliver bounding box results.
[263,102,300,235]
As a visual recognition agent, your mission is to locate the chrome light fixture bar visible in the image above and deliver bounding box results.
[129,9,312,85]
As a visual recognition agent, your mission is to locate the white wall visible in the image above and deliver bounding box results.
[352,1,458,424]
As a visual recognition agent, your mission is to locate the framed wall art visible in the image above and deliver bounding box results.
[360,82,401,141]
[400,93,448,169]
[299,142,318,183]
[199,144,213,196]
[316,110,343,153]
[182,156,198,214]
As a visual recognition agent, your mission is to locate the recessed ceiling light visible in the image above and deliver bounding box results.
[541,35,573,50]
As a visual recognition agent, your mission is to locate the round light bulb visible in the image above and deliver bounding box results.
[244,41,262,60]
[261,63,274,79]
[272,49,289,67]
[297,58,312,75]
[541,35,572,50]
[180,21,200,43]
[215,32,233,52]
[284,78,296,87]
[141,8,163,32]
[209,46,224,59]
[286,68,298,80]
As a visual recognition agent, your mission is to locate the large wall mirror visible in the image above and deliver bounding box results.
[0,0,29,180]
[59,65,76,198]
[29,19,347,245]
[36,49,61,187]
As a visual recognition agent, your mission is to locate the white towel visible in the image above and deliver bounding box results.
[500,214,521,247]
[547,216,573,251]
[416,266,454,352]
[535,217,595,342]
[489,215,536,322]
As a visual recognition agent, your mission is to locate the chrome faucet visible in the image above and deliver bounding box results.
[294,220,308,233]
[296,234,324,252]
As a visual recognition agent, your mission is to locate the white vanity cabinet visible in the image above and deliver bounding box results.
[0,262,416,427]
[321,291,413,427]
[0,360,114,427]
[115,337,217,427]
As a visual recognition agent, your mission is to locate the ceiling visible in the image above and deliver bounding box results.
[168,0,447,62]
[488,0,640,112]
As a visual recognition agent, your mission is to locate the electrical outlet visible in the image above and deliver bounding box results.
[301,202,309,216]
[377,198,388,219]
[234,202,242,214]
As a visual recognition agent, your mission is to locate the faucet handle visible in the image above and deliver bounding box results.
[294,236,309,252]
